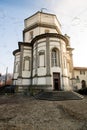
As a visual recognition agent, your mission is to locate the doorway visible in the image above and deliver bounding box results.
[53,73,60,90]
[81,80,86,88]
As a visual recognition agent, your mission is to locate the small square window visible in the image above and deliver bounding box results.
[30,31,33,39]
[45,29,49,33]
[80,70,85,75]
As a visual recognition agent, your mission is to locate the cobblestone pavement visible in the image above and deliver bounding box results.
[0,95,87,130]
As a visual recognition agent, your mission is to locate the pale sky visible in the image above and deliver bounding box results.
[0,0,87,74]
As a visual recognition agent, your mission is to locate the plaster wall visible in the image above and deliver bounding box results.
[24,27,58,42]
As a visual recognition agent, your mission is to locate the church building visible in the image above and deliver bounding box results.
[13,11,74,92]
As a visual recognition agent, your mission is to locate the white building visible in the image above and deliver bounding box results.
[73,67,87,90]
[13,11,74,92]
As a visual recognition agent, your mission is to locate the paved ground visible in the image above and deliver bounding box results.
[0,95,87,130]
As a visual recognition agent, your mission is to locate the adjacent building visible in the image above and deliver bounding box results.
[12,11,74,92]
[73,67,87,90]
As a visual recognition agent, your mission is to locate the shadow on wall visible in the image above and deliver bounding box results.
[77,88,87,95]
[0,85,15,94]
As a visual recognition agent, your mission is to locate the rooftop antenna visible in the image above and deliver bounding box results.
[41,8,47,12]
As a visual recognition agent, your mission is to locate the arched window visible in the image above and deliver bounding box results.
[51,48,60,67]
[23,56,30,71]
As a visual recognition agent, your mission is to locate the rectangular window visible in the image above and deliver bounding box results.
[30,31,33,39]
[45,29,49,33]
[25,60,29,71]
[39,55,44,67]
[80,70,85,75]
[39,51,45,67]
[23,57,30,71]
[80,71,82,74]
[52,50,57,66]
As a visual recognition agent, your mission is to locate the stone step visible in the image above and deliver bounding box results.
[35,91,83,101]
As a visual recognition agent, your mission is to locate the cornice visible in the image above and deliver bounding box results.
[23,23,61,34]
[74,67,87,70]
[13,42,32,55]
[13,33,69,55]
[13,49,20,56]
[24,11,56,21]
[31,33,69,45]
[18,42,32,48]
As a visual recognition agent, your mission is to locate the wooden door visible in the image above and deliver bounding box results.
[53,73,60,90]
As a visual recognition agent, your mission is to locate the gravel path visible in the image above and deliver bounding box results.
[0,95,87,130]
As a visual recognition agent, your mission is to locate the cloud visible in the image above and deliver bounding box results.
[46,0,87,18]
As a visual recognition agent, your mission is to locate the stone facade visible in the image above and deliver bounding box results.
[13,11,74,92]
[73,67,87,90]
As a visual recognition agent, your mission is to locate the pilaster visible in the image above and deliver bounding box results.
[46,37,50,75]
[35,42,38,76]
[19,45,23,77]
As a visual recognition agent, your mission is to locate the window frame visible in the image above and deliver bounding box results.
[38,50,45,67]
[23,56,30,71]
[30,31,33,40]
[51,48,60,67]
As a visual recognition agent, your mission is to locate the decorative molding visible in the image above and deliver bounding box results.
[31,33,69,46]
[32,74,52,78]
[36,40,46,44]
[13,42,32,55]
[13,49,20,55]
[23,23,61,34]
